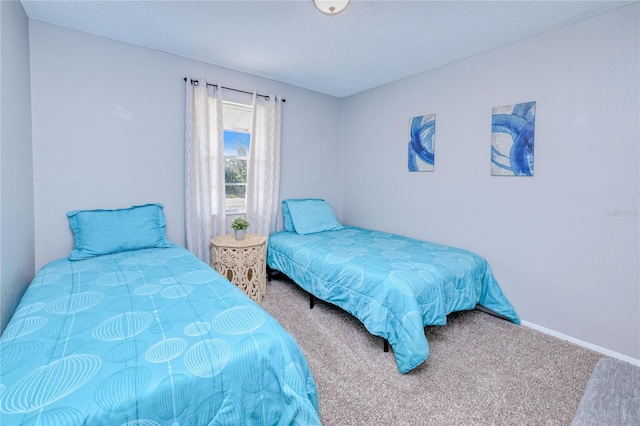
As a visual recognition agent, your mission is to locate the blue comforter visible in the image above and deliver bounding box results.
[267,227,520,374]
[0,246,320,425]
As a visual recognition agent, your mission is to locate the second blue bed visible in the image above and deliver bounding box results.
[267,226,520,374]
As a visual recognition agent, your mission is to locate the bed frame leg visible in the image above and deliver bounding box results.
[384,340,389,352]
[309,294,315,309]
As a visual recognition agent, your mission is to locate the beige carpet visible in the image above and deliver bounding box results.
[260,278,603,426]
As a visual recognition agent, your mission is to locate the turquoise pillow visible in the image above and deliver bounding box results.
[282,198,324,232]
[67,203,172,260]
[285,199,343,235]
[281,200,296,232]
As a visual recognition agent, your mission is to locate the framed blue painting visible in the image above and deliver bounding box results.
[491,101,536,176]
[408,114,436,172]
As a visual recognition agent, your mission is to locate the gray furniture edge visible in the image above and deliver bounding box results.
[571,358,640,426]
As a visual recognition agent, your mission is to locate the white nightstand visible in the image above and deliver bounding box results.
[210,233,267,303]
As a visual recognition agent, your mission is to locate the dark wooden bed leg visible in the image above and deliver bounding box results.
[384,339,389,352]
[309,294,315,309]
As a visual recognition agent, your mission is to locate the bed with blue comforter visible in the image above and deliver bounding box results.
[267,226,520,374]
[0,246,320,425]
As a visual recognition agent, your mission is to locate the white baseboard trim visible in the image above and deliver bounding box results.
[521,320,640,367]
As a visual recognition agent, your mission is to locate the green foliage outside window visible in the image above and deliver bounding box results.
[225,139,248,199]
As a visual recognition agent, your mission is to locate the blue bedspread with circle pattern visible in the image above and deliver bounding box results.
[0,246,320,425]
[267,227,520,374]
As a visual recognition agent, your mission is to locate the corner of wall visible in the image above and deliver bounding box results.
[0,0,36,334]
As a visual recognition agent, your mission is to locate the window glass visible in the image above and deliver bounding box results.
[223,102,252,212]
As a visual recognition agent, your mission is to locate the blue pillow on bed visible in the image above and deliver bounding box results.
[281,200,296,232]
[282,198,324,232]
[284,199,343,235]
[67,203,172,260]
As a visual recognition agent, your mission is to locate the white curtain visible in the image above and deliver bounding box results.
[246,93,282,236]
[184,79,226,263]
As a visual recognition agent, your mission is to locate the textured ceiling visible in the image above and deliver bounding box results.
[20,0,635,98]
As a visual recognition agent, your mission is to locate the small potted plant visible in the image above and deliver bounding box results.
[230,216,250,240]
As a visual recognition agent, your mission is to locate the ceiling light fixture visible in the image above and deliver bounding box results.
[313,0,350,16]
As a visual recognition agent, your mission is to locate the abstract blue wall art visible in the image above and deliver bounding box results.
[491,101,536,176]
[408,114,436,172]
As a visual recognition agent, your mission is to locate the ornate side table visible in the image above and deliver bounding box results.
[210,233,267,303]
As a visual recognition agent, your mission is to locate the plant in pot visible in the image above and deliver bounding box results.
[230,217,250,240]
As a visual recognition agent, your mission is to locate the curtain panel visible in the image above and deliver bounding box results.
[184,79,227,263]
[246,94,282,236]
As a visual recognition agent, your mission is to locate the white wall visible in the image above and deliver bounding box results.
[0,1,34,333]
[29,21,342,270]
[341,4,639,360]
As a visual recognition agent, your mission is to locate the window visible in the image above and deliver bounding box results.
[223,101,252,213]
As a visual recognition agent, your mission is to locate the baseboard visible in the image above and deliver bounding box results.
[520,320,640,367]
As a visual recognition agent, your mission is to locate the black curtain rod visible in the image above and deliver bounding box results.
[184,78,286,102]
